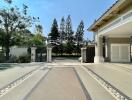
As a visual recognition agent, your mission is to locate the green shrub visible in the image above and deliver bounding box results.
[8,56,19,63]
[0,51,5,63]
[18,54,31,63]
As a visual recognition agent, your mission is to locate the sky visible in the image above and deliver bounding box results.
[0,0,116,40]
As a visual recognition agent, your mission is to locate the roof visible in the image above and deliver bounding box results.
[88,0,127,31]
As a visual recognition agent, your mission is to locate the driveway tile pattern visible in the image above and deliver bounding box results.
[26,67,87,100]
[0,62,132,100]
[86,64,132,99]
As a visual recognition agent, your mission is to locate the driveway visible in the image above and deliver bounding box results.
[0,61,131,100]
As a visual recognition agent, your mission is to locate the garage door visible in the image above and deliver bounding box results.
[111,44,130,62]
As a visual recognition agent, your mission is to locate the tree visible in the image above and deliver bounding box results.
[0,29,5,50]
[30,25,45,62]
[4,0,12,4]
[75,20,84,55]
[75,20,84,46]
[35,24,43,35]
[48,19,60,55]
[48,19,59,41]
[65,15,75,55]
[59,17,66,55]
[31,25,45,47]
[60,17,66,42]
[0,2,36,60]
[18,29,34,46]
[65,15,73,41]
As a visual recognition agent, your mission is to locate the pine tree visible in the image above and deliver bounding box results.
[65,15,73,41]
[75,20,84,55]
[59,17,66,55]
[65,15,75,55]
[48,19,59,41]
[75,20,84,45]
[60,17,66,41]
[48,19,60,55]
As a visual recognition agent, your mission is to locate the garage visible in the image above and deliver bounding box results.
[111,44,130,62]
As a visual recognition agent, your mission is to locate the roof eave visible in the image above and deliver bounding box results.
[88,0,126,31]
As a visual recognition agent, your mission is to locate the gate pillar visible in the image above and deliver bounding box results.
[81,47,87,63]
[47,47,52,63]
[31,47,36,62]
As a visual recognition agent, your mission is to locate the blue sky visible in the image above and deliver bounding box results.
[1,0,116,40]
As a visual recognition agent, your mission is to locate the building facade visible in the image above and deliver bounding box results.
[89,0,132,63]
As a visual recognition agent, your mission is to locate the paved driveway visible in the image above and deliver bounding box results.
[25,67,88,100]
[0,61,132,100]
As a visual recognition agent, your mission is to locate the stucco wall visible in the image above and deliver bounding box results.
[10,47,28,57]
[106,38,130,61]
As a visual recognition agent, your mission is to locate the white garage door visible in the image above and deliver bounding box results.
[111,44,130,62]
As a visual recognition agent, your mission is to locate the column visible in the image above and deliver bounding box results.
[94,34,104,63]
[105,37,109,59]
[31,47,36,62]
[81,47,87,63]
[47,47,52,63]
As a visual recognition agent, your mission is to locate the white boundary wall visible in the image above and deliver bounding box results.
[10,47,28,57]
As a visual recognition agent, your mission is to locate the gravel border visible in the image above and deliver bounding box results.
[82,66,131,100]
[0,65,45,98]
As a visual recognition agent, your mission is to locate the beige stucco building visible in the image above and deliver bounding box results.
[89,0,132,63]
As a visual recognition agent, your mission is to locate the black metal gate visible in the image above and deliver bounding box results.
[86,46,95,63]
[86,45,105,63]
[36,47,47,62]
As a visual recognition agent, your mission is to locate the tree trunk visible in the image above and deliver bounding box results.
[5,34,10,61]
[5,46,10,61]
